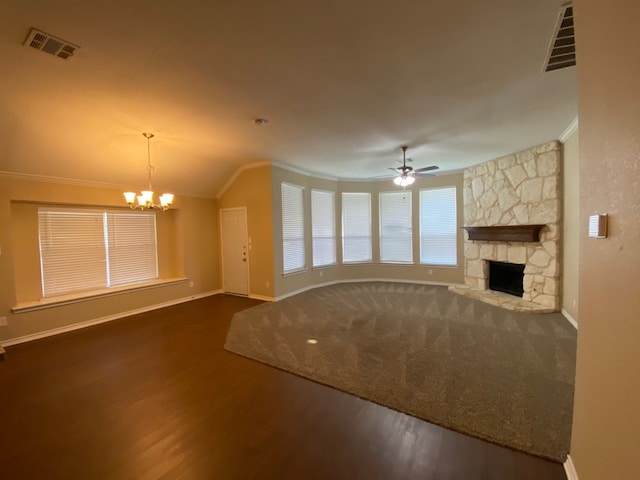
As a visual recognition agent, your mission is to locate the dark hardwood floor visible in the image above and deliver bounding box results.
[0,295,567,480]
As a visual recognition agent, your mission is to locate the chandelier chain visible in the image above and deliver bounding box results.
[145,133,155,190]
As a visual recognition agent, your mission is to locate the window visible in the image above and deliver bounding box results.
[106,212,159,287]
[38,208,158,298]
[311,189,336,267]
[342,192,372,263]
[419,187,457,266]
[281,182,305,273]
[379,191,412,263]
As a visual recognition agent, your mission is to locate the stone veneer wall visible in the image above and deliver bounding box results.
[463,141,561,310]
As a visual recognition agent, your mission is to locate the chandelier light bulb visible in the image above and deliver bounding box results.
[124,191,137,204]
[160,193,174,207]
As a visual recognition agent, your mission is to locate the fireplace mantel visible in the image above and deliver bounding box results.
[463,225,545,242]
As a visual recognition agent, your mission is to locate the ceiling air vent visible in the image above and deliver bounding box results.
[544,5,576,72]
[23,28,79,60]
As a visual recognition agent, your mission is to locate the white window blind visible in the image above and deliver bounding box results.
[281,183,305,273]
[106,212,158,287]
[38,208,158,298]
[379,191,412,263]
[311,189,336,267]
[342,192,372,263]
[38,210,108,297]
[419,187,457,266]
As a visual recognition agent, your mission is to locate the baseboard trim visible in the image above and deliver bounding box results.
[564,455,579,480]
[220,292,274,302]
[0,290,222,347]
[275,278,454,302]
[249,294,275,302]
[562,309,578,329]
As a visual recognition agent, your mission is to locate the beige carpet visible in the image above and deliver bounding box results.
[224,282,576,462]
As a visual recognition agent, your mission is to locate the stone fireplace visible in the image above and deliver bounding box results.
[450,141,562,312]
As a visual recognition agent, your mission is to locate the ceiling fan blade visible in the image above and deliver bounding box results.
[414,165,439,173]
[388,167,401,172]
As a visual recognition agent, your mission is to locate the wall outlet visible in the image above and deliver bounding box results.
[189,281,194,288]
[428,269,433,275]
[0,317,7,327]
[319,271,323,277]
[266,281,270,288]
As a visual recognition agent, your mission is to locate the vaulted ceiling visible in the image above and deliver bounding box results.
[0,0,577,198]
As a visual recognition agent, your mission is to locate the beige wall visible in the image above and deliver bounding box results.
[271,166,464,299]
[571,1,640,479]
[216,165,275,298]
[0,177,220,343]
[562,129,579,321]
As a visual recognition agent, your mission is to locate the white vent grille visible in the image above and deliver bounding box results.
[544,5,576,72]
[23,28,79,60]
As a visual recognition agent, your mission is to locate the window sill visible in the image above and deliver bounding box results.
[311,264,339,269]
[419,263,459,268]
[12,277,188,313]
[282,268,308,277]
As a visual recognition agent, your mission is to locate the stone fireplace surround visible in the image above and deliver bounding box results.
[449,141,562,312]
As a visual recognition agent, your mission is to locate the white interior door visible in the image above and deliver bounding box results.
[221,208,249,295]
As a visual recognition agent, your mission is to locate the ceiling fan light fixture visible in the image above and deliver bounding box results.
[394,174,415,187]
[393,146,416,187]
[389,146,438,187]
[124,133,174,211]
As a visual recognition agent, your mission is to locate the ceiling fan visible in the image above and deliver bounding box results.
[389,146,439,186]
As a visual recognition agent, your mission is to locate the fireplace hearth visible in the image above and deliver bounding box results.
[489,261,525,297]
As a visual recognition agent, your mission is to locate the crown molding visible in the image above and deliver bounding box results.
[215,161,272,199]
[0,170,134,190]
[271,162,463,183]
[270,161,339,181]
[0,170,216,200]
[366,167,467,182]
[559,116,579,143]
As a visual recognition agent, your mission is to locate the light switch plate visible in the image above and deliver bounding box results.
[588,214,608,238]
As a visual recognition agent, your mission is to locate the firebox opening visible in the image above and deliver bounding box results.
[489,261,525,297]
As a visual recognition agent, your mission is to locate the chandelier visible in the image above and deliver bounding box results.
[124,133,174,210]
